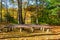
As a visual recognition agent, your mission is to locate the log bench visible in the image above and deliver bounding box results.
[11,24,53,32]
[3,24,53,32]
[29,25,53,32]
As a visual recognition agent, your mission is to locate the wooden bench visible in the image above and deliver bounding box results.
[3,24,53,32]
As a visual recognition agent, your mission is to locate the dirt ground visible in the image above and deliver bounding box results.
[0,34,60,40]
[0,25,60,40]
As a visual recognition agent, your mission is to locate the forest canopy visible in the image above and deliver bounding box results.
[0,0,60,25]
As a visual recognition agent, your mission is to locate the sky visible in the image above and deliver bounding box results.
[1,0,18,8]
[1,0,40,8]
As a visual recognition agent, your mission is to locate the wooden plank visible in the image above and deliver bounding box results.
[7,24,53,29]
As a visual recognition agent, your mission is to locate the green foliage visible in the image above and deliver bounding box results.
[48,7,60,25]
[1,0,60,25]
[35,0,60,25]
[4,13,18,24]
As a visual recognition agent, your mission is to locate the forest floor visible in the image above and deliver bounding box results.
[0,24,60,40]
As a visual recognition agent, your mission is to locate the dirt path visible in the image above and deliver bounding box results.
[0,34,60,40]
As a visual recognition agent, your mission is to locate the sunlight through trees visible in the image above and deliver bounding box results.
[0,0,60,25]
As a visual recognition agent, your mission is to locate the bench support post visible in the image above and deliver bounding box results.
[31,27,34,32]
[20,28,22,32]
[42,28,45,32]
[46,29,50,33]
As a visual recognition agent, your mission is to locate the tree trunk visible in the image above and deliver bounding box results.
[18,0,24,24]
[24,10,26,24]
[6,0,9,23]
[36,0,39,24]
[0,0,2,22]
[24,1,28,24]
